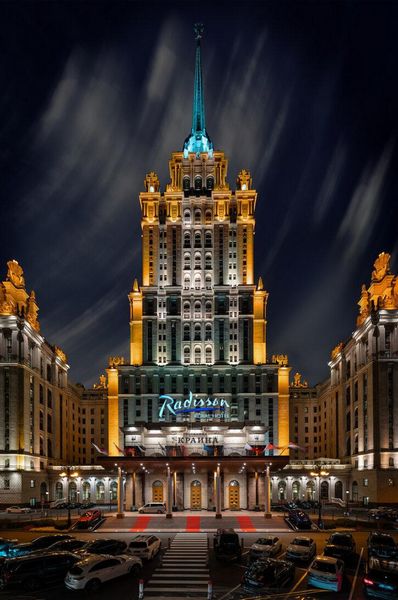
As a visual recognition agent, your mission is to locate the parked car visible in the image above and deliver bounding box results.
[64,554,142,591]
[249,537,282,561]
[0,551,79,591]
[287,510,312,530]
[324,532,356,563]
[368,507,392,521]
[286,536,316,561]
[138,502,166,514]
[9,535,73,557]
[0,538,17,557]
[75,510,102,530]
[49,499,68,509]
[39,539,87,554]
[242,557,295,593]
[367,532,398,560]
[308,556,344,592]
[214,529,242,562]
[363,557,398,598]
[78,539,127,556]
[5,506,31,514]
[80,502,95,509]
[127,535,161,560]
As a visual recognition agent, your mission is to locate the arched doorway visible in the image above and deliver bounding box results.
[292,481,300,500]
[228,480,240,510]
[82,481,91,502]
[352,481,358,502]
[306,480,316,501]
[335,481,343,500]
[278,481,286,501]
[191,480,202,509]
[69,481,77,503]
[152,480,164,502]
[55,481,63,500]
[320,480,329,500]
[96,481,105,503]
[110,481,117,502]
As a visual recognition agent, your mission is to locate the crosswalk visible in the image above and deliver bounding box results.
[144,532,210,598]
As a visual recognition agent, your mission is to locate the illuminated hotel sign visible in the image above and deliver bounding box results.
[159,391,230,418]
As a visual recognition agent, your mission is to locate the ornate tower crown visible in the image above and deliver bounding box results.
[183,23,213,158]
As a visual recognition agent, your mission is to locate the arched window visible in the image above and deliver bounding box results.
[184,209,191,224]
[194,232,201,248]
[306,480,315,500]
[205,253,212,270]
[205,301,212,317]
[206,177,214,191]
[194,253,201,269]
[110,481,118,502]
[278,480,286,501]
[194,177,202,191]
[194,324,201,341]
[184,232,191,248]
[183,324,190,341]
[205,274,212,289]
[69,481,77,503]
[194,209,201,223]
[184,253,191,269]
[82,481,91,501]
[183,302,190,318]
[205,346,212,364]
[205,209,212,223]
[335,481,343,500]
[320,480,329,500]
[205,231,212,247]
[194,346,201,365]
[96,481,105,502]
[205,324,212,340]
[55,481,63,500]
[292,481,300,500]
[194,301,201,317]
[194,275,201,290]
[183,177,190,192]
[354,407,358,428]
[183,274,190,289]
[184,346,190,363]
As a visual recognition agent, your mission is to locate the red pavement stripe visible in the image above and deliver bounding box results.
[186,516,201,532]
[236,515,255,532]
[130,515,152,532]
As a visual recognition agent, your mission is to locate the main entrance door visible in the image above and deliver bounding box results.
[228,480,240,510]
[152,480,163,502]
[191,480,202,509]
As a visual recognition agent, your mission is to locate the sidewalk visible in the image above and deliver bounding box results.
[97,512,290,533]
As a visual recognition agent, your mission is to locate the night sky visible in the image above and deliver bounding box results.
[1,1,397,387]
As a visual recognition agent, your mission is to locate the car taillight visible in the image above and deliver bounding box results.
[364,578,375,586]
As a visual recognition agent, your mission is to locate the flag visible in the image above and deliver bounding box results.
[264,443,275,450]
[137,445,146,453]
[113,442,125,455]
[244,443,253,451]
[288,442,305,450]
[158,443,166,455]
[91,442,107,455]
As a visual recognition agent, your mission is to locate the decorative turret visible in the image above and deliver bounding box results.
[183,23,213,157]
[0,260,40,332]
[356,252,398,327]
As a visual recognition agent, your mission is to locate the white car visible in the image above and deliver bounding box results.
[286,536,316,561]
[127,535,161,560]
[308,555,344,592]
[249,536,282,560]
[65,554,142,591]
[138,502,166,514]
[5,506,31,514]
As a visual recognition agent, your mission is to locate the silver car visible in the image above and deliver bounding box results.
[286,536,316,560]
[138,502,166,514]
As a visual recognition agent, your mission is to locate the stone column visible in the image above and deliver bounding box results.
[264,465,272,519]
[125,474,133,512]
[215,465,222,519]
[254,471,259,510]
[116,466,124,518]
[166,465,173,519]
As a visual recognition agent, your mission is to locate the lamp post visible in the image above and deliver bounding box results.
[310,463,329,528]
[345,490,350,515]
[60,467,79,529]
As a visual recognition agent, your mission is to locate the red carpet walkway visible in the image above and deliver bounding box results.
[186,516,201,532]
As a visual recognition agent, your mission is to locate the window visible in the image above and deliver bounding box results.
[194,324,201,341]
[205,346,212,364]
[205,324,212,341]
[184,346,190,364]
[194,346,201,365]
[194,232,201,248]
[183,324,190,341]
[194,178,202,192]
[183,177,190,192]
[184,232,191,248]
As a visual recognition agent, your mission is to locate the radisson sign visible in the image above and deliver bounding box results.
[159,391,230,418]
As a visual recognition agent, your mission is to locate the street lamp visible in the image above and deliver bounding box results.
[60,467,79,529]
[310,464,329,528]
[345,490,350,515]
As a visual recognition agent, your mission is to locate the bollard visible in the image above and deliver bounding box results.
[207,579,213,600]
[138,578,144,599]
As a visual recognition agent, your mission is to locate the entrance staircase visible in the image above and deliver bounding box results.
[144,532,209,598]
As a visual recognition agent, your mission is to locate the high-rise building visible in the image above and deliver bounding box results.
[103,25,291,514]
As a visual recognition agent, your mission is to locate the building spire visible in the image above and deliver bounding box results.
[183,23,213,157]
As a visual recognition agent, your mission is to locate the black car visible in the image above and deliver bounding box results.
[368,533,398,560]
[324,532,356,563]
[0,551,79,591]
[9,535,73,557]
[214,529,242,562]
[38,538,87,554]
[78,538,127,556]
[287,510,312,530]
[0,538,17,557]
[242,557,295,593]
[364,558,398,599]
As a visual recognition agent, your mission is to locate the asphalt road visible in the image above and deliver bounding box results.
[0,529,396,599]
